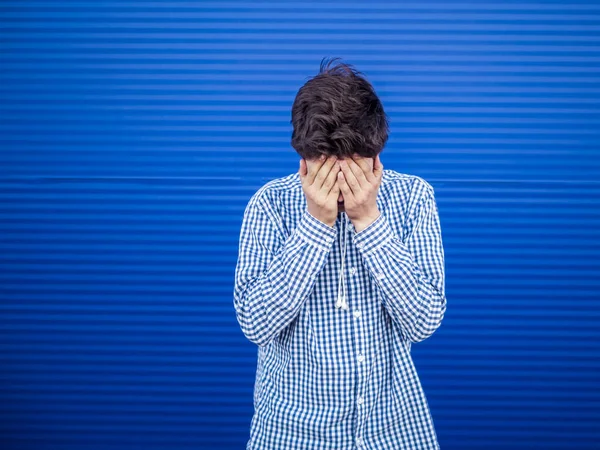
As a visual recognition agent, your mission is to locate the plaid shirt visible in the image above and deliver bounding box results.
[234,169,447,449]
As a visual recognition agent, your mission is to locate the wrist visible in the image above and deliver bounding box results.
[307,208,336,228]
[352,210,381,233]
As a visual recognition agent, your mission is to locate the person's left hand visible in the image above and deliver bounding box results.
[336,153,384,233]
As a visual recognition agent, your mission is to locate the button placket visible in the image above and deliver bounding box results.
[350,228,367,446]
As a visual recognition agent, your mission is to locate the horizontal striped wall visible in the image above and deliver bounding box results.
[1,2,600,449]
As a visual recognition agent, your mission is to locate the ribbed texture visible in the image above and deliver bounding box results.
[1,2,599,449]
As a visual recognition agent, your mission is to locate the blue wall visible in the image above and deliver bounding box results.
[1,2,600,449]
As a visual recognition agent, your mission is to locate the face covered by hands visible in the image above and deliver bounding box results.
[299,153,384,232]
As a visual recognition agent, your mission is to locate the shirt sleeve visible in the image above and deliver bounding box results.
[351,185,447,343]
[233,196,337,347]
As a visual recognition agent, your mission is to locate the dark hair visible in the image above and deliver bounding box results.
[291,57,389,160]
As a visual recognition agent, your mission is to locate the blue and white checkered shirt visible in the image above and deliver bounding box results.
[234,168,447,449]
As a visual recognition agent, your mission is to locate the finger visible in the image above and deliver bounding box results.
[337,170,355,202]
[313,155,337,189]
[339,159,362,196]
[347,157,369,187]
[326,174,341,202]
[306,154,327,185]
[322,162,340,195]
[351,155,376,184]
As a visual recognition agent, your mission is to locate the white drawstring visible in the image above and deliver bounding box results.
[336,213,349,310]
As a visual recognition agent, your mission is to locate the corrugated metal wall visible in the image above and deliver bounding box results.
[2,2,600,449]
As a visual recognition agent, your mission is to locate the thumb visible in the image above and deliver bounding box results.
[373,154,383,175]
[299,158,307,177]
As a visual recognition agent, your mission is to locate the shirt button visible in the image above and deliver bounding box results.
[349,267,357,275]
[356,437,363,447]
[353,309,361,318]
[357,396,364,405]
[356,242,364,248]
[375,271,384,279]
[358,354,365,362]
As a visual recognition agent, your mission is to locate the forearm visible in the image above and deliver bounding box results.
[234,209,336,347]
[353,210,447,343]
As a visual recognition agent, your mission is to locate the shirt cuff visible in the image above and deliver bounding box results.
[295,209,337,251]
[351,212,395,256]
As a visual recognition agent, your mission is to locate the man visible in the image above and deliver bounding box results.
[233,58,447,449]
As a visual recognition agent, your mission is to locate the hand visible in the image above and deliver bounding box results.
[336,153,384,232]
[299,155,341,227]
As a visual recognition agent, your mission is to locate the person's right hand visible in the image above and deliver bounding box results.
[299,155,341,227]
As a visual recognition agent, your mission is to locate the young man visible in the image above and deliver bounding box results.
[233,58,447,449]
